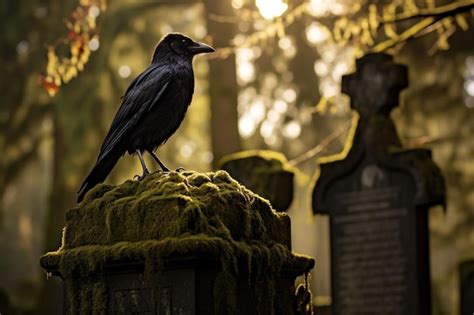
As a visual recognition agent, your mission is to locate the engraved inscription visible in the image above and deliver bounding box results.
[332,178,409,314]
[157,286,172,315]
[113,288,153,314]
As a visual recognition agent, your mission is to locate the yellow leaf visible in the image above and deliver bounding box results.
[383,4,398,39]
[455,14,469,31]
[360,19,374,46]
[334,18,348,43]
[368,4,379,37]
[442,17,453,29]
[403,0,418,13]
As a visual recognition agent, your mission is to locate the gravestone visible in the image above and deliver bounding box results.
[219,150,295,212]
[40,170,314,314]
[312,53,445,315]
[460,259,474,315]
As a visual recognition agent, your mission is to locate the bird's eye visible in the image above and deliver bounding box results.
[182,39,186,43]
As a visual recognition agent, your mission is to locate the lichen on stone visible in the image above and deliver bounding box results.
[218,150,296,212]
[40,170,314,314]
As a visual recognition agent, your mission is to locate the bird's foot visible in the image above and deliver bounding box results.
[134,168,150,180]
[175,167,185,172]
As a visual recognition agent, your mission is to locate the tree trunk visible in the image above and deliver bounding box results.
[204,0,242,167]
[37,102,74,314]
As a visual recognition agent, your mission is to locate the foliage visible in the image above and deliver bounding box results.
[40,0,107,96]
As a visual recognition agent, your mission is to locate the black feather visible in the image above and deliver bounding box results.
[77,33,214,202]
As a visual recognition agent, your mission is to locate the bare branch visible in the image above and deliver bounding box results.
[289,119,352,166]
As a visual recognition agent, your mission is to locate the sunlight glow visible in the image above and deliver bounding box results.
[314,60,329,76]
[239,115,257,138]
[308,0,331,17]
[260,120,274,138]
[274,100,288,113]
[88,37,100,51]
[464,56,474,108]
[267,110,280,122]
[118,65,131,78]
[89,5,100,18]
[16,41,29,55]
[308,0,349,17]
[180,142,194,158]
[465,80,474,97]
[282,120,301,139]
[232,0,244,9]
[278,36,292,50]
[306,22,329,44]
[282,88,297,103]
[256,0,288,20]
[237,62,255,84]
[202,151,214,163]
[236,48,257,84]
[249,99,266,122]
[333,62,350,79]
[264,134,278,146]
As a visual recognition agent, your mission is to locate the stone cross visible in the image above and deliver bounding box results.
[312,53,445,315]
[342,53,408,117]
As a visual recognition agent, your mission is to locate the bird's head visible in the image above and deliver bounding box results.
[152,33,214,62]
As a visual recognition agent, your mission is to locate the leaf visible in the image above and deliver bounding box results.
[40,76,60,97]
[333,17,348,43]
[455,14,469,31]
[383,4,399,39]
[403,0,419,13]
[368,4,379,37]
[360,18,374,46]
[374,16,436,52]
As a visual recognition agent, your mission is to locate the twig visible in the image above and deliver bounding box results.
[380,0,474,24]
[289,118,352,166]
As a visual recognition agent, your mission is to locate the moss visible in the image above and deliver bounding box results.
[218,150,292,172]
[40,170,314,314]
[218,150,296,212]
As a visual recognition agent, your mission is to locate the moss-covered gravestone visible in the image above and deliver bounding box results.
[312,54,445,315]
[40,170,314,314]
[219,150,295,212]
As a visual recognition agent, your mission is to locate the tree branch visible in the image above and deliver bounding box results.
[381,1,474,24]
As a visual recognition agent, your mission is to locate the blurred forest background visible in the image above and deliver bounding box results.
[1,0,473,313]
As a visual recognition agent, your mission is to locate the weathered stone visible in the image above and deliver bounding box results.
[312,53,445,315]
[219,150,295,212]
[41,170,314,314]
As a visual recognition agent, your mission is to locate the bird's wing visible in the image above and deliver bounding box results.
[97,65,172,162]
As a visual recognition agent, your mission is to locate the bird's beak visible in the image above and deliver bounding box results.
[188,41,215,54]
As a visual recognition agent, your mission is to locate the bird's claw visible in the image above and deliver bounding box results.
[176,167,185,172]
[134,169,150,180]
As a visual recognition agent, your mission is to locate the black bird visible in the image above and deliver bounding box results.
[77,33,214,203]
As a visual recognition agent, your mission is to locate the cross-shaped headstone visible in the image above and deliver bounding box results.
[313,53,444,315]
[342,53,408,117]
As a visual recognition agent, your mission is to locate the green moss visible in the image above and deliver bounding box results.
[218,150,292,171]
[40,170,314,314]
[218,150,296,212]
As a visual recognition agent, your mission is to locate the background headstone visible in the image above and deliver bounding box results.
[312,53,445,315]
[460,259,474,315]
[219,150,295,212]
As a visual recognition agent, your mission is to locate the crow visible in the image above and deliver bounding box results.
[77,33,214,203]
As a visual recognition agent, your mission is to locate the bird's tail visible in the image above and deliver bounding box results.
[77,153,121,203]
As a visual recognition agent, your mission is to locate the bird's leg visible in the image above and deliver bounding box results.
[149,151,170,172]
[135,150,150,179]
